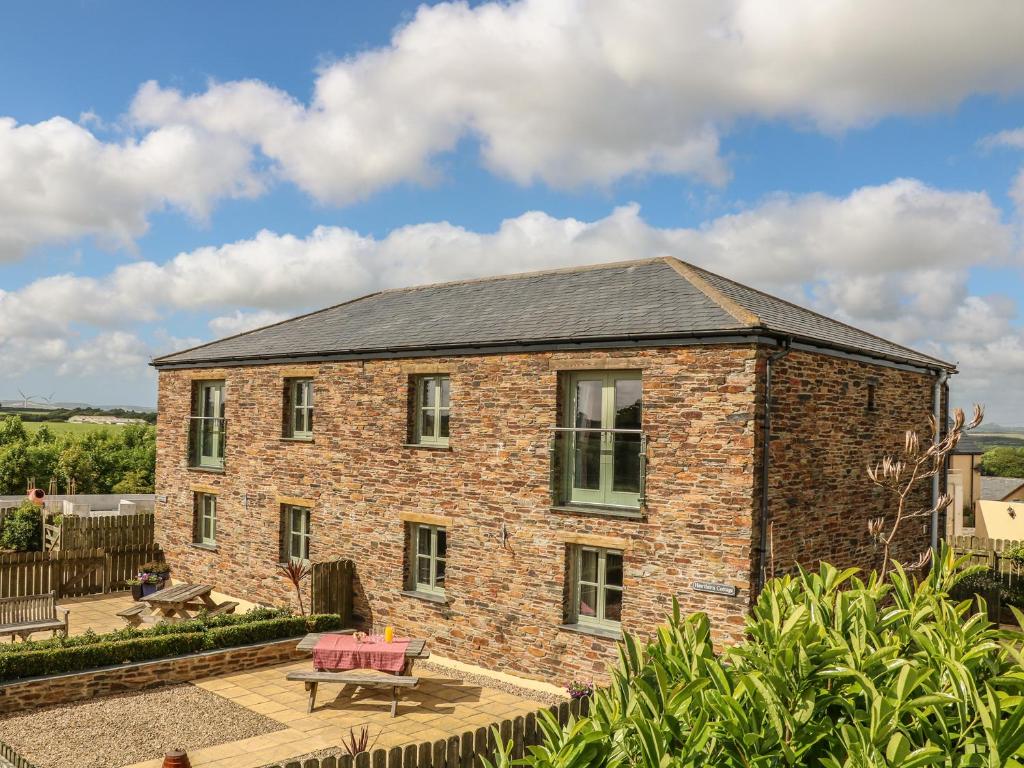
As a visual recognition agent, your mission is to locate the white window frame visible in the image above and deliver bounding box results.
[413,375,450,446]
[283,505,311,563]
[572,546,623,630]
[288,378,314,439]
[410,523,447,595]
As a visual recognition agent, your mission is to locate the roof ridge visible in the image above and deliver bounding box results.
[662,257,761,327]
[150,291,383,364]
[372,256,667,297]
[683,261,955,370]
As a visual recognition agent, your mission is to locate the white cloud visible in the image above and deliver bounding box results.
[981,128,1024,151]
[0,116,263,260]
[4,0,1024,258]
[1,177,1021,417]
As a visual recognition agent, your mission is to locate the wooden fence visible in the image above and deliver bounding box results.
[0,545,163,599]
[266,697,590,768]
[949,535,1024,586]
[0,739,37,768]
[311,558,354,626]
[44,512,154,551]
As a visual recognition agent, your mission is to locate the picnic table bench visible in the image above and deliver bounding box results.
[0,592,69,642]
[291,633,430,716]
[117,583,238,627]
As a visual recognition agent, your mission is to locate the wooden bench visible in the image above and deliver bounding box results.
[286,670,419,716]
[116,602,160,627]
[0,592,69,641]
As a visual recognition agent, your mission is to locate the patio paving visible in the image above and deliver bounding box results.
[123,659,551,768]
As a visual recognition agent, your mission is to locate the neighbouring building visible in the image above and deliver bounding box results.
[151,257,954,682]
[974,476,1024,541]
[947,437,984,537]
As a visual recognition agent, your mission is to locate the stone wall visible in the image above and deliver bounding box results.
[156,346,761,684]
[0,638,306,714]
[760,349,939,578]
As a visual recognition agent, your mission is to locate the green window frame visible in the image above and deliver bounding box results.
[409,523,447,595]
[563,371,642,508]
[287,378,314,439]
[192,380,225,469]
[570,546,623,630]
[282,505,311,563]
[413,375,450,446]
[194,492,217,546]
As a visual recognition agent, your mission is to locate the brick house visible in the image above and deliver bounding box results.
[152,257,955,682]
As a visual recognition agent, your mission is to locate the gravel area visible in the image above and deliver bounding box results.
[0,683,286,768]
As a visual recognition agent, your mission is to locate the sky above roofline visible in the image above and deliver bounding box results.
[1,1,1022,420]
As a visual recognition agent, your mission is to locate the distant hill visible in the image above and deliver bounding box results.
[0,399,155,413]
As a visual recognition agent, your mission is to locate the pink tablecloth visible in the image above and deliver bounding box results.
[313,634,411,674]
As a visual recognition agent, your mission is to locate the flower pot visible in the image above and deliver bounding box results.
[141,582,160,597]
[130,584,143,601]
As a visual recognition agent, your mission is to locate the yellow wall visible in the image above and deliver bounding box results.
[976,499,1024,540]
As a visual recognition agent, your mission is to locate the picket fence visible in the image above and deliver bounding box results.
[949,535,1024,586]
[266,697,591,768]
[44,512,154,551]
[0,544,164,598]
[0,739,36,768]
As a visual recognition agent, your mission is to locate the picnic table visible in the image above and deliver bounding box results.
[290,632,430,715]
[118,583,238,627]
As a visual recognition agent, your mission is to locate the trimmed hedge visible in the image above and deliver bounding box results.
[0,610,342,681]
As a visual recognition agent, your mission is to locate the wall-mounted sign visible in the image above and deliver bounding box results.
[691,581,738,597]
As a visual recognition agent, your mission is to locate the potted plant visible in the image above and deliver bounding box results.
[566,680,593,700]
[127,578,143,601]
[141,560,171,589]
[138,571,163,597]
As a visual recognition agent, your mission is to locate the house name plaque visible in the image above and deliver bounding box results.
[691,581,738,597]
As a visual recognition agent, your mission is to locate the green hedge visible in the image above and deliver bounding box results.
[0,610,342,681]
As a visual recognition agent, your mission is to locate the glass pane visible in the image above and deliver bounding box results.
[439,377,450,408]
[612,433,641,493]
[573,431,601,490]
[435,558,446,588]
[307,407,313,432]
[417,526,431,556]
[301,534,310,560]
[210,514,216,540]
[202,385,215,417]
[293,382,305,407]
[422,378,436,407]
[291,508,303,533]
[294,408,305,433]
[614,378,642,429]
[574,380,603,429]
[439,409,449,438]
[421,409,435,439]
[604,588,622,623]
[606,552,623,587]
[417,555,431,585]
[291,533,301,558]
[436,528,447,559]
[203,517,212,540]
[578,584,598,617]
[579,549,598,583]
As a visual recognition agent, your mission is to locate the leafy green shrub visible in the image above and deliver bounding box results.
[0,501,42,551]
[0,610,343,681]
[515,547,1024,768]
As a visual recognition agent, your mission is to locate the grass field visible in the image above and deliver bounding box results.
[22,421,123,436]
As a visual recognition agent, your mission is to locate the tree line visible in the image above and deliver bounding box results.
[981,446,1024,478]
[0,416,155,495]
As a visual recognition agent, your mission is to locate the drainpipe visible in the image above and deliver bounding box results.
[931,369,949,551]
[755,339,791,597]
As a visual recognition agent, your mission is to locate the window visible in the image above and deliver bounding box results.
[282,505,311,563]
[557,371,643,508]
[569,546,623,630]
[409,523,447,595]
[412,375,450,446]
[191,381,225,469]
[285,378,314,439]
[194,493,217,546]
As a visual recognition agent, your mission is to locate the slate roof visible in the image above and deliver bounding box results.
[981,476,1024,502]
[152,257,955,370]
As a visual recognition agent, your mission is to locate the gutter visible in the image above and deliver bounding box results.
[931,369,950,551]
[754,338,791,598]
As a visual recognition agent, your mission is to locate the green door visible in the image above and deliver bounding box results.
[196,382,225,468]
[566,371,642,508]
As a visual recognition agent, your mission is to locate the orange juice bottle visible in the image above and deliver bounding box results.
[384,625,394,643]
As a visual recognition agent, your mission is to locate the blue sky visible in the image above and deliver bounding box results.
[1,1,1023,421]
